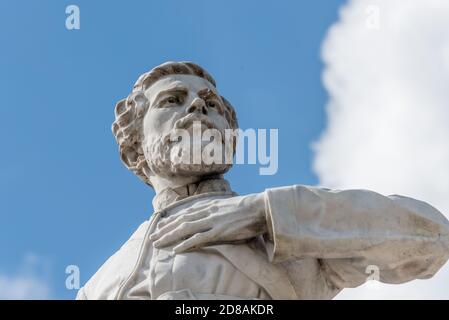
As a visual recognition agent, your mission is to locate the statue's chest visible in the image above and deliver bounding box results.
[148,245,268,299]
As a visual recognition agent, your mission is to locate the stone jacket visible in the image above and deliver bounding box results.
[77,179,449,299]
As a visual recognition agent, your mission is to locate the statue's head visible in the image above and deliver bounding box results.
[112,61,239,188]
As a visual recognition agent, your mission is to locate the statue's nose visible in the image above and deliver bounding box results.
[187,98,208,115]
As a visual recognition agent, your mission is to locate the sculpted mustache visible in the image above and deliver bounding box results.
[161,115,226,144]
[174,114,216,130]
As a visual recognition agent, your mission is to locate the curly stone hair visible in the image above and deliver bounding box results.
[111,61,239,187]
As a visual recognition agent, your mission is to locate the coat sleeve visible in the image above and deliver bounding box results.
[76,287,88,300]
[263,185,449,289]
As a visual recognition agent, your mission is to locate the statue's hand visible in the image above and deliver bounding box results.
[149,192,267,253]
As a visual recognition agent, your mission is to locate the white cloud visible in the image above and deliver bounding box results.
[314,0,449,299]
[0,275,50,300]
[0,254,51,299]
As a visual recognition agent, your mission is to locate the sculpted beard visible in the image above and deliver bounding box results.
[143,121,233,178]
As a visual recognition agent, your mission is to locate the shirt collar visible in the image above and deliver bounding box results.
[152,176,233,212]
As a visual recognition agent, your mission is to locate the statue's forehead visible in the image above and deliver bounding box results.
[145,74,217,100]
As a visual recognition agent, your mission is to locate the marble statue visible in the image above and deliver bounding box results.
[76,61,449,300]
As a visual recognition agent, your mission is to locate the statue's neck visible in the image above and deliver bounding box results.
[150,174,232,211]
[150,174,224,195]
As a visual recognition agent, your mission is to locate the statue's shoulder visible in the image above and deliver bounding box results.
[76,219,152,300]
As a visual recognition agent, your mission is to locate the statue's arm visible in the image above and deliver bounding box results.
[263,185,449,288]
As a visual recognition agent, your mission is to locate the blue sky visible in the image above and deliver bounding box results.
[1,0,346,299]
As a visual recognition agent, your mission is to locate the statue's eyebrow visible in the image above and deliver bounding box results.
[197,88,219,100]
[152,86,188,106]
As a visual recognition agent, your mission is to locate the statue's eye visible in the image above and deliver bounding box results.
[167,96,178,104]
[159,95,182,107]
[206,100,216,108]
